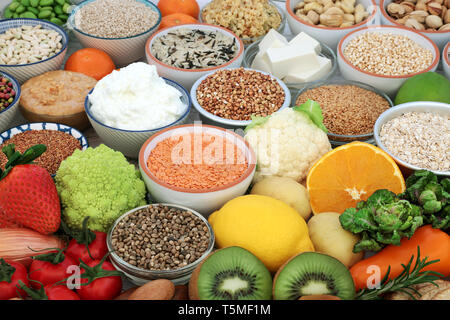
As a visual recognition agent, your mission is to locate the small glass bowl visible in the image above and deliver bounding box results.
[292,79,394,147]
[107,203,215,286]
[242,36,337,92]
[199,0,286,47]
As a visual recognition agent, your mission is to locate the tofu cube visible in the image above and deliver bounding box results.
[265,45,320,79]
[288,32,321,54]
[258,28,288,54]
[251,51,273,73]
[283,56,332,83]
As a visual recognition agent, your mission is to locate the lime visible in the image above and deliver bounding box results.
[394,72,450,105]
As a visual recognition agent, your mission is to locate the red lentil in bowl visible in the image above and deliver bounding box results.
[294,80,393,146]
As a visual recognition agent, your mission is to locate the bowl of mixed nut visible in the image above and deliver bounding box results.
[374,101,450,177]
[107,203,215,286]
[0,71,21,133]
[337,25,440,97]
[145,24,245,90]
[380,0,450,50]
[190,67,291,129]
[0,18,68,84]
[285,0,378,50]
[67,0,161,67]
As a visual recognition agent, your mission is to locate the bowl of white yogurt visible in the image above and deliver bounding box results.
[85,62,191,158]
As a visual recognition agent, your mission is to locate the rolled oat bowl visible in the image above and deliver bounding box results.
[107,203,215,286]
[337,25,440,97]
[68,0,161,67]
[374,101,450,178]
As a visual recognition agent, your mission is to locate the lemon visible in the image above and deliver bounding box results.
[208,194,314,273]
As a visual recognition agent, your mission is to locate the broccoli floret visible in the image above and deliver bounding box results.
[55,144,147,232]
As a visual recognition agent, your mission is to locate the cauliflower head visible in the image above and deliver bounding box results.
[55,144,147,232]
[245,106,331,183]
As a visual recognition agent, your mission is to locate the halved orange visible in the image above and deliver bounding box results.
[306,142,406,214]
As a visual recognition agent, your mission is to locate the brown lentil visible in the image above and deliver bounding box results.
[343,32,434,76]
[74,0,160,38]
[379,112,450,172]
[0,130,82,175]
[196,68,285,121]
[110,205,211,271]
[296,85,391,136]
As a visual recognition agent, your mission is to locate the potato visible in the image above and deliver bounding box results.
[250,176,312,220]
[307,212,364,268]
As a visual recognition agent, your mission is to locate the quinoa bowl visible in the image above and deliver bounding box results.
[107,203,215,286]
[145,24,245,90]
[0,18,68,84]
[85,77,191,159]
[138,124,257,216]
[68,0,162,67]
[190,67,291,129]
[374,101,450,177]
[0,71,21,134]
[337,25,440,97]
[293,79,393,147]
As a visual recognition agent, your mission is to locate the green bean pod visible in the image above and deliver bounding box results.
[39,0,54,6]
[27,6,39,14]
[55,0,65,5]
[20,0,30,7]
[15,4,26,14]
[20,11,37,18]
[30,0,39,7]
[4,8,13,18]
[62,2,70,14]
[50,17,63,26]
[37,9,51,19]
[54,4,62,15]
[57,13,68,21]
[7,2,20,12]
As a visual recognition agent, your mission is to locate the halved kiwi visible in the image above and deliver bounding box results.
[189,246,272,300]
[273,252,355,300]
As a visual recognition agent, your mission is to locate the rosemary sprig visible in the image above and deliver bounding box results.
[356,247,443,300]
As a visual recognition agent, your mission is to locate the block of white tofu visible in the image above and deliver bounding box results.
[251,51,272,73]
[265,45,320,79]
[258,29,288,54]
[283,56,332,83]
[288,32,321,54]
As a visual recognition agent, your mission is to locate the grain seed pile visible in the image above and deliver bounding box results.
[110,205,211,271]
[74,0,160,38]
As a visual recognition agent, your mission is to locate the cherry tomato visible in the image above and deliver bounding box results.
[0,259,28,300]
[45,284,81,300]
[66,231,108,264]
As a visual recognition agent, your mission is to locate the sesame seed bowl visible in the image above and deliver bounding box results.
[337,25,440,97]
[293,79,394,147]
[190,67,291,130]
[145,23,245,91]
[67,0,162,67]
[107,203,215,286]
[374,101,450,177]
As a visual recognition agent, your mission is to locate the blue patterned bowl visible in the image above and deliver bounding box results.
[0,70,21,134]
[0,19,68,84]
[67,0,161,67]
[0,122,89,175]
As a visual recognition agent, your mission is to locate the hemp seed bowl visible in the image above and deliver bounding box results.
[107,203,215,286]
[145,24,244,90]
[68,0,162,67]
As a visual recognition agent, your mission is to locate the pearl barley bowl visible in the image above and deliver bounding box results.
[68,0,161,67]
[145,24,244,90]
[337,25,440,97]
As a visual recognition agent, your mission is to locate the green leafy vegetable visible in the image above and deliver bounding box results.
[339,189,424,253]
[292,99,328,133]
[399,170,450,229]
[244,115,271,133]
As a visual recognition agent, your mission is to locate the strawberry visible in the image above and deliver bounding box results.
[0,144,60,234]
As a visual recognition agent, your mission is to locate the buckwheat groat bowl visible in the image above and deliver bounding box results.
[68,0,161,66]
[374,101,450,177]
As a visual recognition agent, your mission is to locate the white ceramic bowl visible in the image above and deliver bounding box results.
[285,0,378,51]
[0,19,68,84]
[138,124,257,217]
[0,71,20,134]
[380,0,450,51]
[374,101,450,177]
[190,68,291,129]
[85,78,191,159]
[145,23,244,91]
[337,25,440,97]
[444,42,450,80]
[68,0,161,67]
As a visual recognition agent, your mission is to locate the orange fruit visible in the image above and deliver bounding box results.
[157,0,200,18]
[306,142,406,215]
[64,48,116,81]
[159,13,198,30]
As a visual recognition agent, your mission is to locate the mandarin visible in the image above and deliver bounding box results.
[64,48,115,81]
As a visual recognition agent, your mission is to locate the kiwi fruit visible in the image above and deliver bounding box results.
[189,246,272,300]
[273,252,355,300]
